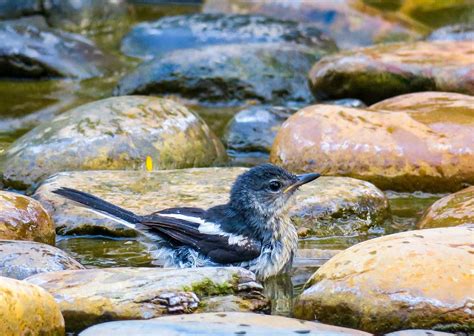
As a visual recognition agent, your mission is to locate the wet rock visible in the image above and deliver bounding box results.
[203,0,419,49]
[26,267,268,332]
[0,1,41,20]
[0,240,83,280]
[400,0,474,28]
[43,0,128,34]
[385,331,456,336]
[294,227,474,333]
[308,41,474,104]
[271,92,474,192]
[80,312,372,336]
[33,168,389,238]
[224,99,366,163]
[417,186,474,229]
[115,43,327,104]
[0,275,65,335]
[0,190,55,244]
[427,23,474,41]
[122,13,336,60]
[0,20,112,79]
[2,96,226,190]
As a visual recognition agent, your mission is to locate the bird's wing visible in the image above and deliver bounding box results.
[140,208,261,264]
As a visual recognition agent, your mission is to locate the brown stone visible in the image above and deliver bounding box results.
[0,276,64,335]
[0,190,55,244]
[418,186,474,229]
[294,227,474,333]
[308,41,474,104]
[271,92,474,192]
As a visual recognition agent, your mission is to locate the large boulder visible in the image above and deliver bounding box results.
[0,20,113,79]
[294,227,474,333]
[0,276,65,335]
[203,0,419,49]
[121,13,336,60]
[80,312,372,336]
[271,92,474,192]
[308,41,474,104]
[114,43,328,104]
[0,240,84,280]
[33,168,389,238]
[417,186,474,229]
[0,190,55,244]
[26,267,267,332]
[1,96,226,190]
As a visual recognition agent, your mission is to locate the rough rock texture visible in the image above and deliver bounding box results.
[271,92,474,192]
[80,312,373,335]
[203,0,419,49]
[121,13,336,60]
[308,41,474,104]
[115,43,327,104]
[0,240,84,280]
[0,20,112,79]
[0,275,65,335]
[427,23,474,41]
[417,186,474,229]
[0,190,55,244]
[294,227,474,334]
[43,0,128,33]
[26,267,268,332]
[1,96,226,190]
[33,168,389,238]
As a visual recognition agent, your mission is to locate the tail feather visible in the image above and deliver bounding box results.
[53,187,140,224]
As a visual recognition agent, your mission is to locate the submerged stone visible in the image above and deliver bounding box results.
[271,92,474,192]
[0,276,65,336]
[0,239,84,280]
[115,43,328,104]
[80,312,372,335]
[0,20,113,79]
[308,41,474,104]
[294,227,474,333]
[417,186,474,229]
[26,267,267,332]
[1,96,226,190]
[0,190,55,244]
[34,168,389,238]
[121,13,336,60]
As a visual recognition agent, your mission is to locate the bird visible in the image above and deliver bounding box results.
[53,164,320,280]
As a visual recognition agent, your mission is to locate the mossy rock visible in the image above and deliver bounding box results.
[1,96,226,190]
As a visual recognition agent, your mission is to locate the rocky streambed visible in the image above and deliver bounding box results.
[0,1,473,335]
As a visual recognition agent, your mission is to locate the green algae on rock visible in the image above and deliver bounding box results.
[271,92,474,192]
[308,41,474,104]
[294,226,474,334]
[0,239,84,280]
[0,275,65,336]
[1,96,226,190]
[33,168,389,238]
[115,43,328,104]
[0,190,55,244]
[417,186,474,229]
[121,13,336,60]
[26,267,267,332]
[79,312,371,336]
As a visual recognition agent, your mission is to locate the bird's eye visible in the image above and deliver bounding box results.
[269,180,282,192]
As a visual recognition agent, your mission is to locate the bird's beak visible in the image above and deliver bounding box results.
[284,173,321,193]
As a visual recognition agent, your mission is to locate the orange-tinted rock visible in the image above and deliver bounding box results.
[294,227,474,333]
[308,41,474,104]
[0,191,55,244]
[270,92,474,192]
[417,186,474,229]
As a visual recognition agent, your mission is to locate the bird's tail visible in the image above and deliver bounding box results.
[53,187,141,224]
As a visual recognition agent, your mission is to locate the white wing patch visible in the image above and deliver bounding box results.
[159,212,249,247]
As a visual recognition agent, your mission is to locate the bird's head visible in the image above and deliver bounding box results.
[229,164,320,220]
